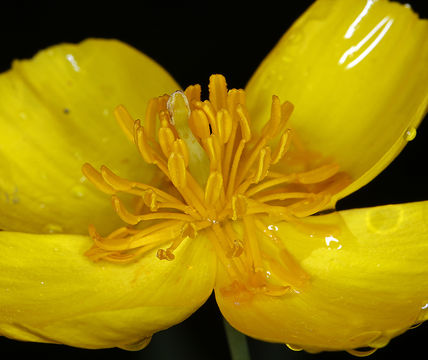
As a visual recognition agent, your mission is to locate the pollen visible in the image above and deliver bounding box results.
[83,75,351,299]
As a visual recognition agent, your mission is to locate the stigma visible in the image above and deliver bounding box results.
[83,75,350,299]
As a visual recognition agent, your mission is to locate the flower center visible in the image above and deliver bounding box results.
[82,74,350,299]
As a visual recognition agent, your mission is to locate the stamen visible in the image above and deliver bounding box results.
[296,163,340,184]
[134,122,155,164]
[216,109,233,143]
[144,97,161,140]
[271,130,291,164]
[243,216,264,273]
[205,171,224,205]
[252,146,271,184]
[82,163,116,195]
[209,73,228,111]
[168,152,187,189]
[84,74,348,300]
[189,109,210,139]
[114,105,135,142]
[184,84,201,105]
[159,126,176,158]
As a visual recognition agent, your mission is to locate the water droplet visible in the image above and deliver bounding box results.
[325,235,342,250]
[286,344,303,352]
[349,330,383,348]
[288,30,303,44]
[366,205,403,234]
[418,302,428,322]
[43,223,63,234]
[368,334,390,348]
[404,127,417,141]
[65,54,80,72]
[281,55,293,63]
[119,336,152,351]
[73,151,82,160]
[40,281,45,285]
[71,185,86,198]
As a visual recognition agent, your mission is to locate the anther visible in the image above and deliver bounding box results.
[157,248,175,261]
[253,147,271,184]
[181,222,198,239]
[296,163,340,184]
[168,152,187,189]
[271,130,291,164]
[82,163,116,195]
[100,165,132,192]
[114,105,135,142]
[261,95,281,140]
[173,139,189,168]
[278,101,294,134]
[159,126,176,158]
[184,84,201,105]
[205,171,224,204]
[232,195,247,220]
[209,74,228,111]
[143,190,159,212]
[144,97,160,140]
[134,122,155,164]
[236,105,252,142]
[203,135,222,171]
[111,195,140,225]
[189,109,211,139]
[216,109,233,143]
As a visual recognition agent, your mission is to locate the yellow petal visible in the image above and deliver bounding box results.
[215,201,428,352]
[0,38,179,234]
[0,231,215,349]
[246,0,428,201]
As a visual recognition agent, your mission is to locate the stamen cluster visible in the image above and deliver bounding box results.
[83,75,349,298]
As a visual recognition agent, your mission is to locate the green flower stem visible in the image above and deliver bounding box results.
[223,318,251,360]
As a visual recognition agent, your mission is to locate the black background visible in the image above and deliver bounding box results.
[0,1,427,359]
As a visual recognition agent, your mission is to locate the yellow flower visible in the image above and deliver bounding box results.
[0,0,427,355]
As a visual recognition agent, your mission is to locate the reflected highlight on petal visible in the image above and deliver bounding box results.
[0,38,179,235]
[0,231,216,349]
[216,200,428,352]
[246,0,428,202]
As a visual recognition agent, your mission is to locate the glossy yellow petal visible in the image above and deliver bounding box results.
[216,201,428,352]
[246,0,428,202]
[0,38,179,234]
[0,231,215,349]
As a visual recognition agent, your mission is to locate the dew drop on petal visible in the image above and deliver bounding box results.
[43,223,63,234]
[404,127,417,141]
[71,185,86,199]
[418,302,428,322]
[366,205,404,234]
[325,235,342,250]
[119,336,152,351]
[285,343,303,351]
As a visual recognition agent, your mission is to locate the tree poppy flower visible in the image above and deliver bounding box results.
[0,0,427,356]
